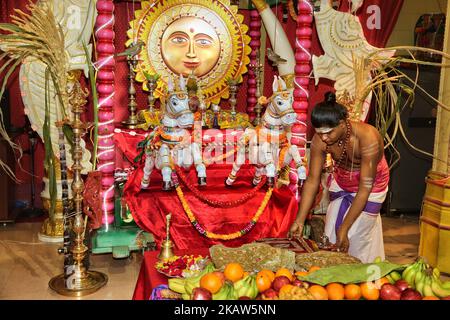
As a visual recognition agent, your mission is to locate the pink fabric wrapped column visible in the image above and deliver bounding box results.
[247,9,261,120]
[95,0,116,227]
[290,0,312,185]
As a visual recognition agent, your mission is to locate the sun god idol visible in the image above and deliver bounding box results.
[161,17,221,78]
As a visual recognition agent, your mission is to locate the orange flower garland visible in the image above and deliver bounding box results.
[175,166,266,208]
[175,185,273,240]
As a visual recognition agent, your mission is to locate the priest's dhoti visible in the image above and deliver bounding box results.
[323,156,390,263]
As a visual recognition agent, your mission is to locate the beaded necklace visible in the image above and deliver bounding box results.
[326,120,352,171]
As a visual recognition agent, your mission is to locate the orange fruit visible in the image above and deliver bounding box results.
[279,284,295,296]
[326,283,345,300]
[200,272,224,294]
[308,285,328,300]
[224,263,244,283]
[344,283,362,300]
[256,273,272,293]
[308,266,321,274]
[360,282,380,300]
[275,268,294,281]
[295,271,308,278]
[375,277,390,289]
[422,296,440,300]
[258,269,275,283]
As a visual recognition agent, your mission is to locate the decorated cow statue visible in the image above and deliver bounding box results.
[140,75,207,190]
[225,76,305,187]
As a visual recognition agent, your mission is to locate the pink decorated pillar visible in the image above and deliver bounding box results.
[95,0,116,228]
[292,0,312,158]
[247,9,262,120]
[290,0,312,187]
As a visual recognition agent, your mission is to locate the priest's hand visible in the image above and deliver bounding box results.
[288,220,304,239]
[335,227,349,253]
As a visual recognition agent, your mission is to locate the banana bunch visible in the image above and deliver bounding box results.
[385,270,402,284]
[233,274,258,299]
[402,258,430,290]
[402,258,450,298]
[184,263,216,297]
[213,282,237,300]
[168,277,188,294]
[168,263,216,298]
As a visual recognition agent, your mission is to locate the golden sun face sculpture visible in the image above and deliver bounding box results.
[127,0,251,105]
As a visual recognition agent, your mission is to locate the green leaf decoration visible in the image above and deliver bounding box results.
[43,68,56,220]
[297,261,406,286]
[83,41,98,170]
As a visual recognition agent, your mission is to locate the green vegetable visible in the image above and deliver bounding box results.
[297,262,406,286]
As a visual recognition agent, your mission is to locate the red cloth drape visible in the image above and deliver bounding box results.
[123,162,298,250]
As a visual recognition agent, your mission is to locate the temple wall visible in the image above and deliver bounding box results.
[387,0,448,47]
[434,0,450,174]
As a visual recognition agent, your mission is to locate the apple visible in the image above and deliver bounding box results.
[192,287,212,300]
[292,279,309,289]
[394,279,410,292]
[262,288,278,299]
[400,288,422,300]
[238,296,251,300]
[272,276,291,292]
[380,283,401,300]
[442,296,450,300]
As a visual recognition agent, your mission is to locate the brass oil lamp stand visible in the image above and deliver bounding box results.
[251,50,264,126]
[122,56,142,129]
[227,78,238,121]
[147,75,157,113]
[158,213,174,261]
[49,80,108,297]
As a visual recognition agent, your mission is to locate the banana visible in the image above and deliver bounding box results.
[184,278,200,295]
[168,278,187,294]
[402,263,418,280]
[414,269,427,296]
[404,263,421,289]
[441,281,450,290]
[423,276,436,298]
[431,276,450,298]
[227,283,238,300]
[386,274,394,284]
[213,282,231,300]
[432,267,440,279]
[390,271,402,282]
[234,275,258,299]
[182,293,191,300]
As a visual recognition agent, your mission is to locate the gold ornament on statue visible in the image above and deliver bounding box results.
[158,213,174,261]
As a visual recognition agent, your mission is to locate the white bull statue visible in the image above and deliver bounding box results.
[225,76,305,187]
[140,75,206,190]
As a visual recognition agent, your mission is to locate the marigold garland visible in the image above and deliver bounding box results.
[175,185,273,240]
[175,166,266,208]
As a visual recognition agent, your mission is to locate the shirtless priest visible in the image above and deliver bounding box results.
[289,92,390,263]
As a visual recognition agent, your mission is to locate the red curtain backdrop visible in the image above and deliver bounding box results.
[1,0,403,208]
[339,0,404,47]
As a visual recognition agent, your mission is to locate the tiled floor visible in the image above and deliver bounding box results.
[0,215,425,300]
